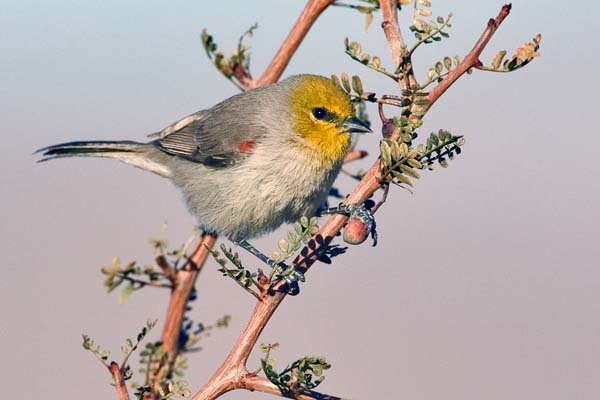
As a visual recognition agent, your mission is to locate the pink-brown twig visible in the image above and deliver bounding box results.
[253,0,336,88]
[108,362,130,400]
[380,0,418,89]
[426,4,512,109]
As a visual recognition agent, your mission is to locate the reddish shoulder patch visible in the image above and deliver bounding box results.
[237,140,256,153]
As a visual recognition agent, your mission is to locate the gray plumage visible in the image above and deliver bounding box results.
[36,75,350,241]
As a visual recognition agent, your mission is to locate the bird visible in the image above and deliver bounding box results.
[36,74,372,269]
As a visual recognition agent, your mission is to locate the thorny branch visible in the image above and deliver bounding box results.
[191,3,514,400]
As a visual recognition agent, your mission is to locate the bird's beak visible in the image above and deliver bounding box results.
[338,116,372,134]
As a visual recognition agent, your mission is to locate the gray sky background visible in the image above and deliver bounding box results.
[2,1,599,399]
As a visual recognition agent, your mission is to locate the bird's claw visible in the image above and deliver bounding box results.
[272,262,305,296]
[343,204,376,235]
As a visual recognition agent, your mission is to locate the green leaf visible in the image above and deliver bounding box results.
[341,73,351,93]
[399,165,420,179]
[429,132,440,146]
[407,158,423,169]
[351,75,363,95]
[392,171,413,187]
[119,282,134,305]
[380,140,392,167]
[300,216,309,228]
[443,56,452,70]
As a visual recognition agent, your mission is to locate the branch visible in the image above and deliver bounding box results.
[108,362,130,400]
[379,0,417,89]
[343,149,368,163]
[380,0,405,67]
[253,0,336,88]
[148,234,217,391]
[191,4,514,399]
[243,375,344,400]
[426,4,512,109]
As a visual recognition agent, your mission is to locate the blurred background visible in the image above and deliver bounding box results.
[2,1,599,399]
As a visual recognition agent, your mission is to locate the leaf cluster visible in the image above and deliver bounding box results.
[344,38,397,80]
[102,228,198,304]
[209,216,324,296]
[134,381,191,400]
[332,72,377,104]
[410,7,452,50]
[486,34,542,72]
[210,244,261,298]
[82,319,157,377]
[272,216,319,264]
[260,343,331,396]
[201,24,258,89]
[333,0,380,31]
[380,128,465,190]
[422,55,461,88]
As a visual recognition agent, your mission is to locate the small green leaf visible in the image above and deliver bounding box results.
[278,239,289,253]
[392,171,413,187]
[429,132,440,146]
[341,73,351,93]
[443,56,452,70]
[380,140,392,167]
[407,158,423,169]
[399,164,420,179]
[300,216,309,228]
[119,282,134,305]
[351,75,363,95]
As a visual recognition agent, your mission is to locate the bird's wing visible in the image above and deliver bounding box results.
[152,108,265,168]
[151,86,277,167]
[147,110,210,138]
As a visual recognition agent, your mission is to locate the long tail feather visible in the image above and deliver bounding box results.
[35,140,171,177]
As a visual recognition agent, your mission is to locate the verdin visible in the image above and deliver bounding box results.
[37,74,372,247]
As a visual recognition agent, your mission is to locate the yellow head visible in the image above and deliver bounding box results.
[288,75,371,164]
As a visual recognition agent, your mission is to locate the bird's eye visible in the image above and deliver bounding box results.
[312,107,327,120]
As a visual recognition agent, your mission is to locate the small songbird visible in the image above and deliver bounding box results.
[37,74,372,258]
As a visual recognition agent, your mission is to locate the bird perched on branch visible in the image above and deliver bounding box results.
[37,74,371,269]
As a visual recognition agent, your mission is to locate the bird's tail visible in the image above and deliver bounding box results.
[35,140,171,177]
